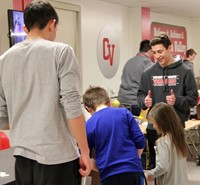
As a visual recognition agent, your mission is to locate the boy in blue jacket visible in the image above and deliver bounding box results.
[83,86,146,185]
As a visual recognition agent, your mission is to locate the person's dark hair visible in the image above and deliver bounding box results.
[150,34,171,49]
[139,40,151,52]
[148,102,187,158]
[24,0,59,32]
[83,86,110,111]
[186,48,197,57]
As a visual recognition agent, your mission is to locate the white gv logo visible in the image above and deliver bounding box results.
[97,25,120,79]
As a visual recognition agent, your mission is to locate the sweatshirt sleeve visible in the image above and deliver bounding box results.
[150,137,170,178]
[0,79,9,129]
[174,70,198,110]
[58,45,83,119]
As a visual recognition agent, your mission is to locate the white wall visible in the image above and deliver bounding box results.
[0,0,12,54]
[0,0,199,96]
[190,20,200,76]
[80,1,136,95]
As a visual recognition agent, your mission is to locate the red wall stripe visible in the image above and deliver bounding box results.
[13,0,31,10]
[141,7,151,40]
[13,0,23,10]
[24,0,32,9]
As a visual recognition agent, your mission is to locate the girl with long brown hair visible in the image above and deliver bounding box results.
[146,102,189,185]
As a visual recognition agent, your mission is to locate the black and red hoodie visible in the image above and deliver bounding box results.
[137,56,198,127]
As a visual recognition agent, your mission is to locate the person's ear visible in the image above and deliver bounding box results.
[147,49,153,58]
[85,106,92,113]
[168,44,173,52]
[23,25,28,34]
[85,106,89,112]
[48,19,56,32]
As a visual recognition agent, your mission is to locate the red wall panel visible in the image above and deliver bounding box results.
[13,0,31,10]
[141,7,151,40]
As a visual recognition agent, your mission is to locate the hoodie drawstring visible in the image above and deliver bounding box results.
[163,67,169,93]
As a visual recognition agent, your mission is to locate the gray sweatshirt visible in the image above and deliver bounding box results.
[0,38,82,164]
[118,53,152,105]
[183,59,194,76]
[150,135,189,185]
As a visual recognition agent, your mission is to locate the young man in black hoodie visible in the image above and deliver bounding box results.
[137,34,198,169]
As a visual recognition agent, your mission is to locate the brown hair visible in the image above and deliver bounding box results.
[148,102,187,157]
[24,0,59,32]
[83,86,110,111]
[186,49,197,57]
[150,34,171,49]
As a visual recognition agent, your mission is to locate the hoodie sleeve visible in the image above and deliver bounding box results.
[174,70,198,110]
[137,71,149,110]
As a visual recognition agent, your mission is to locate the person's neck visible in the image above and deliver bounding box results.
[145,50,152,59]
[161,57,174,67]
[26,35,42,41]
[96,104,108,112]
[137,52,150,58]
[186,57,192,62]
[26,29,45,41]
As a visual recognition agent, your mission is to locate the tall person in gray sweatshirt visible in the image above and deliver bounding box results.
[118,40,153,116]
[0,1,92,184]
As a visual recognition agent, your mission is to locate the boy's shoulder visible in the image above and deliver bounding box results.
[91,107,131,118]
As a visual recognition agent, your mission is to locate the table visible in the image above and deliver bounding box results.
[139,124,147,134]
[0,148,15,185]
[185,120,200,157]
[185,120,200,131]
[139,120,200,134]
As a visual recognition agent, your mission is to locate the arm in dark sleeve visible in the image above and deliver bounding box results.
[137,72,149,110]
[175,71,198,110]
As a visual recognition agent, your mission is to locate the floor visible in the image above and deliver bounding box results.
[187,161,200,185]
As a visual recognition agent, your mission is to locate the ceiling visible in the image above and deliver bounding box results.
[99,0,200,21]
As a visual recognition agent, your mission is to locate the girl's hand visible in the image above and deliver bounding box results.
[146,171,155,181]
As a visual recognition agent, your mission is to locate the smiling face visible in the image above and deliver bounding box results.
[151,44,173,67]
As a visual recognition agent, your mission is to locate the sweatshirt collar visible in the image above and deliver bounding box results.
[136,52,150,59]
